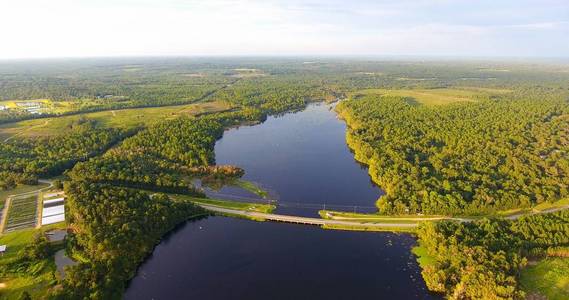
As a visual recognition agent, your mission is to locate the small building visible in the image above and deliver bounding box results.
[0,245,6,256]
[0,105,6,110]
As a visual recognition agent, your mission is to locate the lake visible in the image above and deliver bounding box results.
[125,103,439,299]
[213,102,382,216]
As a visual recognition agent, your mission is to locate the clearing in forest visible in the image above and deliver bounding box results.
[354,87,511,105]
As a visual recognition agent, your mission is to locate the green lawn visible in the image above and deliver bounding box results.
[520,258,569,300]
[230,179,269,198]
[319,210,446,223]
[412,246,436,269]
[321,223,416,233]
[176,195,275,213]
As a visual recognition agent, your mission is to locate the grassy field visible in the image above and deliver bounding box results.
[175,195,276,213]
[411,246,435,269]
[319,210,446,223]
[353,87,511,105]
[495,198,569,218]
[321,223,416,233]
[322,197,569,221]
[0,101,233,140]
[230,180,269,198]
[520,258,569,300]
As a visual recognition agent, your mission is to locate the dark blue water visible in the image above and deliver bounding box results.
[125,103,438,299]
[215,103,382,217]
[125,217,436,300]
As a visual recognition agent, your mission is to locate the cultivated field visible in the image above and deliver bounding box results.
[4,195,38,232]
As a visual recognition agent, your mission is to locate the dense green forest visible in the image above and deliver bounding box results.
[416,211,569,299]
[67,112,259,194]
[0,119,135,190]
[337,91,569,215]
[60,182,204,299]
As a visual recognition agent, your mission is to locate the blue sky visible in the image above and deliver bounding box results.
[1,0,568,58]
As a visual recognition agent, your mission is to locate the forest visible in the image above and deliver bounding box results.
[60,182,205,299]
[337,90,569,215]
[416,211,569,299]
[67,113,257,195]
[0,118,135,190]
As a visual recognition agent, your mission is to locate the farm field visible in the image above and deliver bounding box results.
[4,195,38,232]
[353,87,511,105]
[0,183,49,210]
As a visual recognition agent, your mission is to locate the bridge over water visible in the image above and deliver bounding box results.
[197,204,418,229]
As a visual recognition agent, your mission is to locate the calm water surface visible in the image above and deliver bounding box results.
[125,217,436,300]
[125,103,439,299]
[215,103,382,216]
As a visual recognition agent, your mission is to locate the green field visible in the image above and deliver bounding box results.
[411,246,436,269]
[319,210,446,223]
[321,223,415,233]
[230,180,269,198]
[353,87,511,105]
[520,258,569,300]
[0,101,233,140]
[176,195,276,214]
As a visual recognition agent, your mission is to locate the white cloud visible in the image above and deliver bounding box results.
[0,0,567,58]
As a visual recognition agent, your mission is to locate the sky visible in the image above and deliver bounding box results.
[1,0,568,59]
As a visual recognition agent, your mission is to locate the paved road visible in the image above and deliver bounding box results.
[197,203,569,230]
